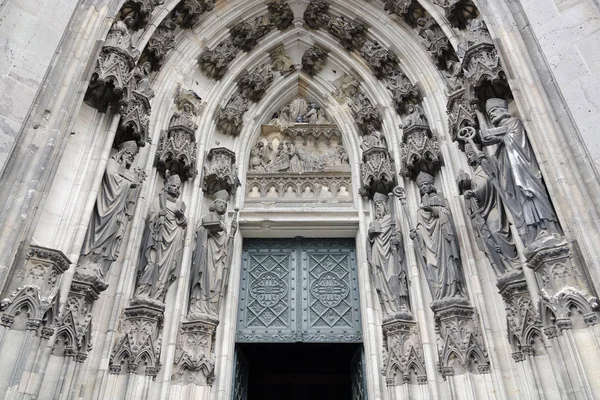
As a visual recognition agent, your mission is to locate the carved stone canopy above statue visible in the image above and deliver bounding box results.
[203,147,239,197]
[246,97,352,205]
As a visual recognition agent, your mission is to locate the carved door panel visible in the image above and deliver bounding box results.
[236,238,362,343]
[351,347,368,400]
[231,346,248,400]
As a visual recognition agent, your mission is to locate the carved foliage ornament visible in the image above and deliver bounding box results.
[302,46,328,76]
[431,0,478,29]
[141,19,177,71]
[238,64,275,102]
[199,40,239,80]
[119,0,164,31]
[386,70,421,114]
[349,92,382,134]
[304,1,367,51]
[217,93,250,136]
[172,0,215,29]
[360,40,399,80]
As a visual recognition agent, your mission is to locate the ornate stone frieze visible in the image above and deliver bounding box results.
[359,146,396,199]
[199,1,292,79]
[139,19,176,71]
[386,70,421,114]
[157,89,201,180]
[360,40,399,80]
[217,93,250,136]
[116,62,155,147]
[269,44,295,74]
[109,300,164,377]
[119,0,164,31]
[349,92,382,134]
[172,0,215,29]
[172,317,218,385]
[238,64,275,102]
[84,19,139,112]
[203,147,239,197]
[246,174,353,204]
[431,298,490,377]
[400,105,441,179]
[304,1,367,51]
[382,318,427,385]
[416,17,454,69]
[461,20,508,101]
[496,270,545,362]
[199,40,239,80]
[1,246,70,338]
[527,234,599,331]
[302,46,328,76]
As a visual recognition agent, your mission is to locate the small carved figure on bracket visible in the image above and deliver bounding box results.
[134,171,187,305]
[189,191,239,317]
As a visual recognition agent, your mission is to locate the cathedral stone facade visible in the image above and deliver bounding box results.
[0,0,599,399]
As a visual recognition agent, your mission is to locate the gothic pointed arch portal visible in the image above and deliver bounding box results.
[2,0,600,399]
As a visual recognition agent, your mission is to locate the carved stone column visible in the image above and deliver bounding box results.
[202,147,239,197]
[1,246,70,339]
[109,300,164,378]
[496,270,544,362]
[382,317,427,385]
[431,297,490,377]
[526,234,599,331]
[171,315,218,386]
[360,147,396,199]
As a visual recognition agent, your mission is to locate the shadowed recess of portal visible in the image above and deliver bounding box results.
[239,343,360,400]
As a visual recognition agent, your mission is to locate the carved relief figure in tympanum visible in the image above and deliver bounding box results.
[481,99,561,248]
[77,141,144,288]
[457,142,519,276]
[189,191,238,317]
[250,141,269,172]
[134,172,187,304]
[410,172,467,300]
[368,193,410,316]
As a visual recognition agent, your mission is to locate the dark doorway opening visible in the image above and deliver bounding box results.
[238,343,361,400]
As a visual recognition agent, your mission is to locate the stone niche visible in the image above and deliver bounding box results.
[245,97,353,206]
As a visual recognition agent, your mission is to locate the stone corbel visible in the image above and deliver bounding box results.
[202,147,239,197]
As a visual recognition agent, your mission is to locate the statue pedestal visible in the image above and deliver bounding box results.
[381,316,427,385]
[172,314,219,386]
[109,300,164,377]
[496,269,542,361]
[430,297,489,377]
[359,146,396,199]
[526,233,598,330]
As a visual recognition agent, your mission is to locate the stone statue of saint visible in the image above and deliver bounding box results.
[367,193,410,317]
[78,140,142,288]
[134,172,187,304]
[361,130,388,151]
[188,190,238,317]
[481,98,561,247]
[410,172,466,301]
[457,143,519,276]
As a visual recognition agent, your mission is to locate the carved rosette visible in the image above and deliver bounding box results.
[238,64,275,102]
[157,91,201,180]
[431,298,490,377]
[360,40,399,80]
[447,87,478,144]
[382,318,427,385]
[84,24,139,112]
[217,94,250,136]
[526,235,599,331]
[387,70,421,114]
[349,93,382,134]
[109,300,164,377]
[0,246,70,338]
[360,147,396,199]
[172,316,218,385]
[400,123,442,179]
[302,46,328,76]
[173,0,215,29]
[203,147,239,197]
[496,270,545,362]
[140,19,176,71]
[461,21,508,102]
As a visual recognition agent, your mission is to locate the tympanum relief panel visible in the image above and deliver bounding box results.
[245,97,353,206]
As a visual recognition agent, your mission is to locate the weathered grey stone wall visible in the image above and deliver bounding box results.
[0,0,79,173]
